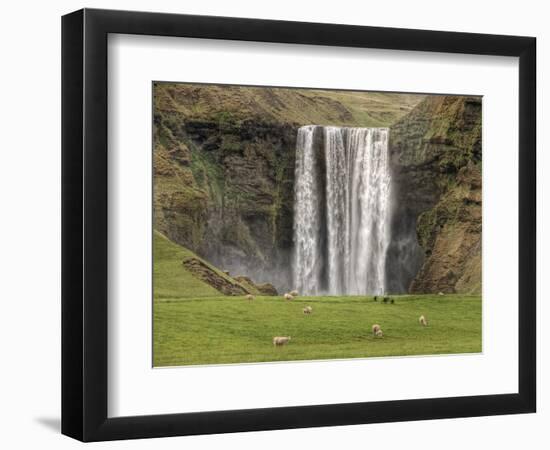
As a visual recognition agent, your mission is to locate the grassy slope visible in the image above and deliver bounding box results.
[154,230,260,298]
[154,230,220,298]
[155,83,424,128]
[154,294,481,367]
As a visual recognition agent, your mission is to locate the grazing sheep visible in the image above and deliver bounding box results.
[303,306,313,314]
[284,293,294,301]
[438,292,445,296]
[372,324,381,336]
[375,329,384,338]
[273,336,291,346]
[245,294,254,301]
[419,315,428,327]
[290,290,299,297]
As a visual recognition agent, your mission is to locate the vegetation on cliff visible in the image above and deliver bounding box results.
[153,82,482,295]
[154,83,422,128]
[153,83,424,292]
[389,96,482,294]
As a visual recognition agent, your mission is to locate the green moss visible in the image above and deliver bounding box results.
[220,135,242,153]
[216,111,236,130]
[189,151,223,203]
[153,125,210,251]
[269,162,287,245]
[416,209,437,251]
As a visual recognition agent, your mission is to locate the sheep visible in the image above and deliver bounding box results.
[289,290,299,297]
[372,324,381,336]
[245,294,254,301]
[373,296,378,302]
[303,306,313,314]
[390,299,395,304]
[419,315,428,327]
[383,296,390,304]
[284,293,294,301]
[273,336,291,346]
[438,292,445,296]
[375,329,384,338]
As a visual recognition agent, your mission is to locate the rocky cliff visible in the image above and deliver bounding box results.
[153,83,481,294]
[388,96,482,294]
[153,83,421,292]
[154,112,297,290]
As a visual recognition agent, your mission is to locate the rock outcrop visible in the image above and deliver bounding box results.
[182,258,250,296]
[256,282,279,296]
[388,96,482,294]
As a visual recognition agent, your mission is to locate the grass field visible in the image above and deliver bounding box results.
[153,294,481,367]
[153,230,481,367]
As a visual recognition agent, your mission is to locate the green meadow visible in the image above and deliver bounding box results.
[154,294,481,367]
[153,232,482,367]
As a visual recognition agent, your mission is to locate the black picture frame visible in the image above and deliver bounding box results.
[62,8,536,442]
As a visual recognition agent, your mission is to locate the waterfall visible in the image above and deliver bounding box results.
[293,125,391,296]
[293,126,324,295]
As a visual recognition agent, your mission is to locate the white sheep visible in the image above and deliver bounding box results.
[273,336,291,346]
[284,293,294,301]
[438,292,445,296]
[303,306,313,314]
[372,324,381,336]
[245,294,254,301]
[290,290,299,297]
[419,315,428,327]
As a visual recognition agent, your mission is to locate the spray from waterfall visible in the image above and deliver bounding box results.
[293,125,391,296]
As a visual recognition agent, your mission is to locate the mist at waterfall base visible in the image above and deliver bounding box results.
[293,125,404,296]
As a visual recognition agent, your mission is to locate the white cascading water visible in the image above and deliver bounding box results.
[293,125,391,296]
[293,126,324,295]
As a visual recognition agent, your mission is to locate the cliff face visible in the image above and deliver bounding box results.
[153,83,482,295]
[153,83,421,292]
[388,96,482,294]
[154,116,296,290]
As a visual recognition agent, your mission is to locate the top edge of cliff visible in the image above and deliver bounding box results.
[298,125,390,130]
[153,82,430,128]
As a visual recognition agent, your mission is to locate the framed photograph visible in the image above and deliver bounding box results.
[62,8,536,441]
